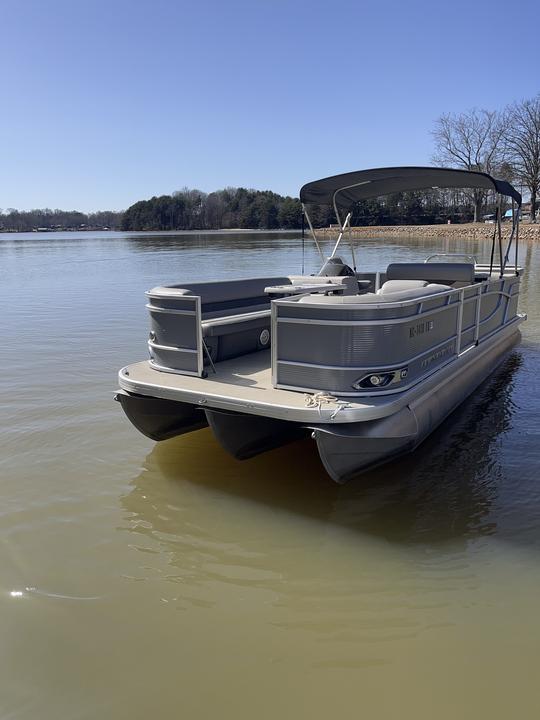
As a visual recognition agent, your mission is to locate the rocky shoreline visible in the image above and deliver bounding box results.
[316,223,540,240]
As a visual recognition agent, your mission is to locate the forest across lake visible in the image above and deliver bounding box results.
[0,184,524,234]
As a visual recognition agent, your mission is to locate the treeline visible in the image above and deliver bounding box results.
[120,186,481,231]
[0,187,495,234]
[0,208,123,232]
[121,187,302,231]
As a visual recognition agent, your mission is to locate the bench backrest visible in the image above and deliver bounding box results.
[386,262,475,286]
[166,277,289,307]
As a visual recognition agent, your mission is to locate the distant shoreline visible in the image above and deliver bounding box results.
[3,224,540,240]
[0,227,300,235]
[315,223,540,240]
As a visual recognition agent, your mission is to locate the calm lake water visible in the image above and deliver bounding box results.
[1,229,539,719]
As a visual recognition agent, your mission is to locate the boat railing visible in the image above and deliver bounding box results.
[144,275,347,377]
[271,270,522,396]
[425,253,477,264]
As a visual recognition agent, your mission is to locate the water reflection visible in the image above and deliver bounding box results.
[121,230,301,253]
[122,353,522,554]
[114,354,529,663]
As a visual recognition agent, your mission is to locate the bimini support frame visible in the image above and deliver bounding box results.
[301,204,357,272]
[301,203,324,262]
[300,167,522,276]
[330,211,356,268]
[489,193,521,278]
[502,196,520,276]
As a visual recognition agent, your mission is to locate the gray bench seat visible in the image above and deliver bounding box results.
[202,303,270,320]
[298,283,452,304]
[377,279,428,295]
[202,309,270,337]
[199,276,358,361]
[147,275,372,373]
[386,262,475,287]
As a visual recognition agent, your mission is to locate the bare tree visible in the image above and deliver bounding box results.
[432,109,506,222]
[504,96,540,223]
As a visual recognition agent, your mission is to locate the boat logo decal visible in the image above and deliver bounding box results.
[420,342,455,369]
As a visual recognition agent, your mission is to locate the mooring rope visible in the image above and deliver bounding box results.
[304,391,351,419]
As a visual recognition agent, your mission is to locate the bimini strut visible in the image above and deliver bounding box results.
[301,203,324,261]
[503,196,520,276]
[331,198,356,269]
[330,211,352,255]
[301,210,305,274]
[488,195,503,277]
[497,195,504,278]
[330,182,373,270]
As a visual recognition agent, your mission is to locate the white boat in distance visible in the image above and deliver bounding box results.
[116,167,526,483]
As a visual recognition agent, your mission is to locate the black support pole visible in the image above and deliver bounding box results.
[301,210,305,275]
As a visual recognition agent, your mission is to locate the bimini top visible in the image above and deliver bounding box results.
[300,166,522,210]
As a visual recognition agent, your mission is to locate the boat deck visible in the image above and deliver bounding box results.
[119,350,397,424]
[118,318,522,426]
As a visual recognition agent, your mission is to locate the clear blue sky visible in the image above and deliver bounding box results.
[2,0,539,212]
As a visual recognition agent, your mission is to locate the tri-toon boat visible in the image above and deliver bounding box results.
[116,167,526,483]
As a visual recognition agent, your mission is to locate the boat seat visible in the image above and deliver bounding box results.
[288,275,359,295]
[386,262,475,287]
[297,283,451,304]
[201,308,273,362]
[377,279,428,295]
[199,276,358,361]
[147,277,289,369]
[156,277,288,304]
[202,309,270,337]
[202,302,270,320]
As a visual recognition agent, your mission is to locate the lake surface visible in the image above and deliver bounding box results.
[1,229,539,719]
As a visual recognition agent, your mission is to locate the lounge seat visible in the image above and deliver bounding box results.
[386,262,475,287]
[377,279,428,295]
[288,275,359,295]
[162,277,290,315]
[202,309,270,337]
[147,274,386,371]
[202,310,272,362]
[147,277,288,370]
[297,283,451,304]
[200,276,359,360]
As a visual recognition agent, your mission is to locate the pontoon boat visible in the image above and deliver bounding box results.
[116,167,525,483]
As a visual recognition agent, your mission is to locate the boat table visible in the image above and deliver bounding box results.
[264,282,346,297]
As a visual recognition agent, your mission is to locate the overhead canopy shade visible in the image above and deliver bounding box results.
[300,166,522,211]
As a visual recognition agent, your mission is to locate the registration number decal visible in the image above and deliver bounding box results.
[409,320,434,338]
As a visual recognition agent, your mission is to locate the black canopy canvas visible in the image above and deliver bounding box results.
[300,167,522,211]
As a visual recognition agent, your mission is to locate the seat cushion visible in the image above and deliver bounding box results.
[287,275,359,295]
[202,302,270,320]
[150,277,290,305]
[377,280,428,295]
[297,283,451,304]
[202,309,270,337]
